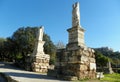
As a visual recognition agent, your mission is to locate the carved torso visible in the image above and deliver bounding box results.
[38,27,44,41]
[72,2,80,27]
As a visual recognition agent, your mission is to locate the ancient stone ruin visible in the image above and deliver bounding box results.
[31,27,50,73]
[53,2,96,80]
[107,61,114,74]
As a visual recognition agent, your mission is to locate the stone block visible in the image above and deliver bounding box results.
[80,65,87,71]
[81,55,89,62]
[96,72,104,78]
[90,63,96,70]
[89,58,96,63]
[35,68,39,72]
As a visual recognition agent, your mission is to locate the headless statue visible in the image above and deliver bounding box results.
[38,27,44,41]
[72,2,80,27]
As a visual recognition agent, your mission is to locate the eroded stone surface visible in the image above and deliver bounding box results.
[52,2,96,80]
[54,46,96,80]
[72,2,80,27]
[31,27,50,73]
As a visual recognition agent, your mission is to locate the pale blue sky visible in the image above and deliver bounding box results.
[0,0,120,51]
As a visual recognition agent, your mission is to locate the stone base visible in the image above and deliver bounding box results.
[32,54,50,73]
[54,46,96,80]
[96,72,104,79]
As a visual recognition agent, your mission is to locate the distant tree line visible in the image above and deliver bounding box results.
[94,47,120,70]
[0,27,56,65]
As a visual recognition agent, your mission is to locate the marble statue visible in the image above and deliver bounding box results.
[38,26,44,41]
[72,2,80,27]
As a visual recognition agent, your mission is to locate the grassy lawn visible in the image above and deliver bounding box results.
[73,73,120,82]
[100,73,120,82]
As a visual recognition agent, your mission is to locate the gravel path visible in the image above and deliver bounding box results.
[0,62,68,82]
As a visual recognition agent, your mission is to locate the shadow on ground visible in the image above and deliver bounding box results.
[0,62,64,81]
[4,72,58,80]
[0,62,23,70]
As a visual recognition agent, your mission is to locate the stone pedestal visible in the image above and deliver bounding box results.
[67,26,85,48]
[32,55,50,72]
[31,27,50,73]
[52,2,96,80]
[55,46,96,80]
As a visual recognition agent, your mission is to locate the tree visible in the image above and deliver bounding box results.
[43,33,56,64]
[4,27,56,65]
[95,50,109,72]
[94,47,120,68]
[0,38,6,61]
[56,41,65,49]
[11,27,38,56]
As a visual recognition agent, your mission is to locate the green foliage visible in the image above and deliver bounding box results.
[0,38,6,43]
[95,50,109,67]
[16,53,23,59]
[11,27,38,55]
[43,33,56,65]
[101,73,120,82]
[94,47,120,68]
[0,38,6,61]
[0,27,56,65]
[77,73,120,82]
[112,58,120,66]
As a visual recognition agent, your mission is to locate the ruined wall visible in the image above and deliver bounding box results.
[55,46,96,80]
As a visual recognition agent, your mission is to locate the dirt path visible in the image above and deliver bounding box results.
[0,62,68,82]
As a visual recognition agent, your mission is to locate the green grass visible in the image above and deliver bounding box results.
[100,73,120,82]
[72,73,120,82]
